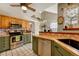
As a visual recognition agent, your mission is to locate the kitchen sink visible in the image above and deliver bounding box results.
[58,39,79,50]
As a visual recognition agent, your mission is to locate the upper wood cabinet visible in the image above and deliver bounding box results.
[1,16,10,29]
[0,15,30,30]
[0,16,2,28]
[10,18,21,24]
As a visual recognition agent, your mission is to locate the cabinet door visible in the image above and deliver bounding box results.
[1,16,10,29]
[38,39,44,56]
[54,47,62,56]
[0,16,2,28]
[26,34,31,43]
[0,37,2,52]
[54,45,63,56]
[38,39,51,56]
[22,35,26,44]
[1,36,9,51]
[32,37,38,54]
[42,40,51,56]
[54,42,73,56]
[4,36,10,50]
[51,41,54,56]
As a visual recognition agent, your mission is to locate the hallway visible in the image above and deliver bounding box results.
[0,43,37,56]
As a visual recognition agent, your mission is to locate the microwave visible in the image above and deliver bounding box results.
[10,24,22,29]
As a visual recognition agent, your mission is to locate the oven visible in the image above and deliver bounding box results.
[9,32,24,49]
[10,35,22,43]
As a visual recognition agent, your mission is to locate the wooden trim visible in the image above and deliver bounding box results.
[40,32,79,35]
[63,28,79,30]
[0,14,29,22]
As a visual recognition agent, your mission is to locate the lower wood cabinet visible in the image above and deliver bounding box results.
[22,35,25,44]
[32,36,76,56]
[0,38,2,52]
[0,36,10,52]
[22,33,31,44]
[26,34,31,43]
[53,42,74,56]
[38,39,51,56]
[32,36,38,54]
[51,41,54,56]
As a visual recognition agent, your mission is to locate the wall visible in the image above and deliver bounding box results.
[44,3,58,14]
[58,3,79,32]
[31,20,40,35]
[40,11,58,32]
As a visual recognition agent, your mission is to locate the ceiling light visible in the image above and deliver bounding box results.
[21,6,27,10]
[29,23,32,25]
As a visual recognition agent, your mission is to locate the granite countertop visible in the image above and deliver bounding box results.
[33,32,79,56]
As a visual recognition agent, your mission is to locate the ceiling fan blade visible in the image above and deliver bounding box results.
[10,4,20,7]
[25,3,32,5]
[23,10,27,13]
[26,6,36,11]
[20,3,32,6]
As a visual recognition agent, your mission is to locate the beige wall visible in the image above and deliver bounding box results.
[58,3,79,32]
[40,11,58,32]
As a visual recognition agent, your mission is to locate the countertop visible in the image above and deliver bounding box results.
[33,32,79,56]
[0,31,31,37]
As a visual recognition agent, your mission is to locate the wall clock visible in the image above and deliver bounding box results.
[58,16,64,24]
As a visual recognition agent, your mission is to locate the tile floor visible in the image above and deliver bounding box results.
[0,43,37,56]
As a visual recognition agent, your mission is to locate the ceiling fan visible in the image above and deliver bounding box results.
[10,3,36,13]
[31,15,42,21]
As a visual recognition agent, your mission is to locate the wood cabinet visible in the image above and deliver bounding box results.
[1,16,10,29]
[51,41,54,56]
[0,37,2,52]
[32,36,76,56]
[22,34,26,44]
[0,15,30,29]
[26,34,31,43]
[0,16,2,28]
[32,36,38,54]
[53,42,73,56]
[38,39,43,55]
[22,33,31,44]
[0,36,10,52]
[38,39,52,56]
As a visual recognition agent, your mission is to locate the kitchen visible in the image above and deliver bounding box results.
[0,3,79,56]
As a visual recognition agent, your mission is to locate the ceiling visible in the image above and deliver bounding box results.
[0,3,56,21]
